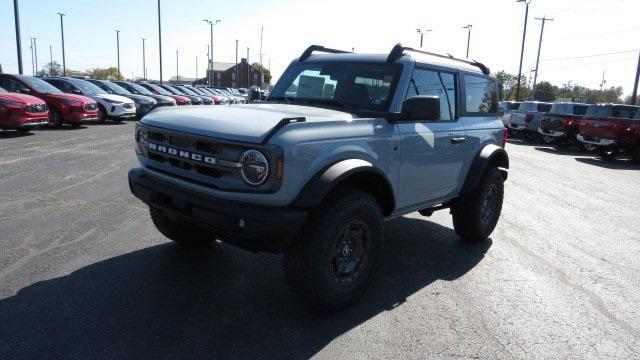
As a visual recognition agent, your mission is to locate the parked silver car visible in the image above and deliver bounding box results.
[499,101,521,128]
[509,101,552,140]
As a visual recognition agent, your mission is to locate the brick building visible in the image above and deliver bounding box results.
[196,58,264,89]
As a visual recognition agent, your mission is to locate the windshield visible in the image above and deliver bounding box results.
[98,81,131,95]
[270,61,402,112]
[146,84,172,96]
[573,105,588,116]
[0,86,7,93]
[70,79,105,95]
[178,86,197,96]
[121,82,153,95]
[19,76,63,94]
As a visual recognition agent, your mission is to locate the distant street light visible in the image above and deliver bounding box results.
[462,24,472,58]
[142,38,146,80]
[416,27,432,48]
[202,19,221,86]
[157,0,163,84]
[13,0,24,74]
[115,30,121,79]
[57,13,66,76]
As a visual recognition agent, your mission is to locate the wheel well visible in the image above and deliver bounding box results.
[330,171,395,216]
[488,150,509,177]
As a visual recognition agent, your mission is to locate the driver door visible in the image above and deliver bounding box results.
[397,68,471,210]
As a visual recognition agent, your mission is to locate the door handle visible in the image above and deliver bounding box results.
[450,136,467,144]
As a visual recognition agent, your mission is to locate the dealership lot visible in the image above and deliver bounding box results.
[0,122,639,359]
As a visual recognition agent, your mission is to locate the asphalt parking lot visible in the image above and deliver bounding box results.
[1,122,639,359]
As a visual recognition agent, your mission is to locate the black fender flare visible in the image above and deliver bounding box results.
[292,159,395,215]
[460,144,509,195]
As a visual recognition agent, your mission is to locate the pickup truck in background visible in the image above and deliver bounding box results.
[577,103,640,162]
[508,101,552,141]
[499,101,521,128]
[538,102,590,149]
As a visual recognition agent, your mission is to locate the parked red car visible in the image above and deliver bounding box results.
[0,86,49,133]
[137,83,192,105]
[0,74,98,127]
[577,103,640,162]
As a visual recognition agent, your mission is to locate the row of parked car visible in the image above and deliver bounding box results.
[500,100,640,163]
[0,73,247,133]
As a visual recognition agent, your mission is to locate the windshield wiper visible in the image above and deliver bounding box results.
[304,98,355,112]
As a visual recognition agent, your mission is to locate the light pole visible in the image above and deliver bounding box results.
[516,0,531,101]
[235,40,238,87]
[57,13,66,76]
[462,24,472,58]
[416,27,431,48]
[157,0,163,84]
[13,0,24,74]
[176,50,179,84]
[115,30,120,79]
[247,47,250,88]
[49,45,53,75]
[202,19,221,86]
[29,37,35,75]
[531,16,553,100]
[142,38,146,80]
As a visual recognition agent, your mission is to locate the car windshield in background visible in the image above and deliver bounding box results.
[586,105,638,118]
[147,84,172,95]
[102,81,131,95]
[539,104,552,112]
[71,79,105,95]
[178,87,197,95]
[163,86,184,95]
[573,105,588,115]
[124,82,154,95]
[269,61,402,112]
[19,75,63,94]
[0,86,7,93]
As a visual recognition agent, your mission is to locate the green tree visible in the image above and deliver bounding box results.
[252,63,271,85]
[532,81,557,102]
[40,61,62,76]
[87,67,122,80]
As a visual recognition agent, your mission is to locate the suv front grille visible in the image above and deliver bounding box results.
[26,104,48,113]
[84,103,97,111]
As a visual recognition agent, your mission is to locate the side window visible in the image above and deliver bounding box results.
[0,78,27,93]
[405,68,455,121]
[464,75,497,113]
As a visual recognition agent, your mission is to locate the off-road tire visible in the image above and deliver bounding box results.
[631,145,640,164]
[553,139,570,150]
[149,207,215,247]
[283,187,384,311]
[451,166,504,242]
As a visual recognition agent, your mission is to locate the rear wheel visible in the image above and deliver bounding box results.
[284,188,384,311]
[149,207,215,247]
[452,167,504,242]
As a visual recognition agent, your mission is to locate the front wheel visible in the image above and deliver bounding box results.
[48,109,64,127]
[149,207,215,247]
[284,188,384,311]
[97,105,107,123]
[596,147,619,160]
[632,145,640,164]
[451,167,504,242]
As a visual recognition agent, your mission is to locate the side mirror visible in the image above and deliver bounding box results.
[19,88,30,94]
[72,89,82,95]
[401,96,440,121]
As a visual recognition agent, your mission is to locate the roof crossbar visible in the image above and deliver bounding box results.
[387,43,490,75]
[299,45,351,62]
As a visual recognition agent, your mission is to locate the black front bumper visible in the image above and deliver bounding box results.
[128,167,307,253]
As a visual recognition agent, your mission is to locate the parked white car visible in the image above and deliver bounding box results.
[43,77,136,122]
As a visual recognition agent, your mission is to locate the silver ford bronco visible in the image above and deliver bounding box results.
[128,44,509,310]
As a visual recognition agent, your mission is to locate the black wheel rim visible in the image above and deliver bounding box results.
[480,184,499,227]
[331,219,370,282]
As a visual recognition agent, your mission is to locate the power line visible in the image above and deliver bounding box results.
[541,49,640,62]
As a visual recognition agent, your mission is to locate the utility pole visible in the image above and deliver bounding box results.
[13,0,24,74]
[599,70,606,93]
[247,47,250,88]
[57,13,66,76]
[142,38,146,80]
[235,40,238,87]
[462,25,472,58]
[115,30,121,79]
[531,16,553,101]
[29,37,35,75]
[631,52,640,105]
[157,0,163,84]
[33,38,38,74]
[49,45,53,75]
[259,26,264,70]
[516,0,530,101]
[416,28,431,48]
[176,50,179,84]
[196,56,198,81]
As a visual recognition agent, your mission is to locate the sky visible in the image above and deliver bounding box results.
[1,0,639,95]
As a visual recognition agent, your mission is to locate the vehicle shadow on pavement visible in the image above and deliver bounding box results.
[575,157,640,170]
[534,146,586,157]
[0,216,491,359]
[36,125,87,131]
[0,131,34,139]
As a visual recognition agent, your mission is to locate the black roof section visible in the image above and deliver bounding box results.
[299,45,351,61]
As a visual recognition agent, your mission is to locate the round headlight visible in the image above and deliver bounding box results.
[239,150,269,186]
